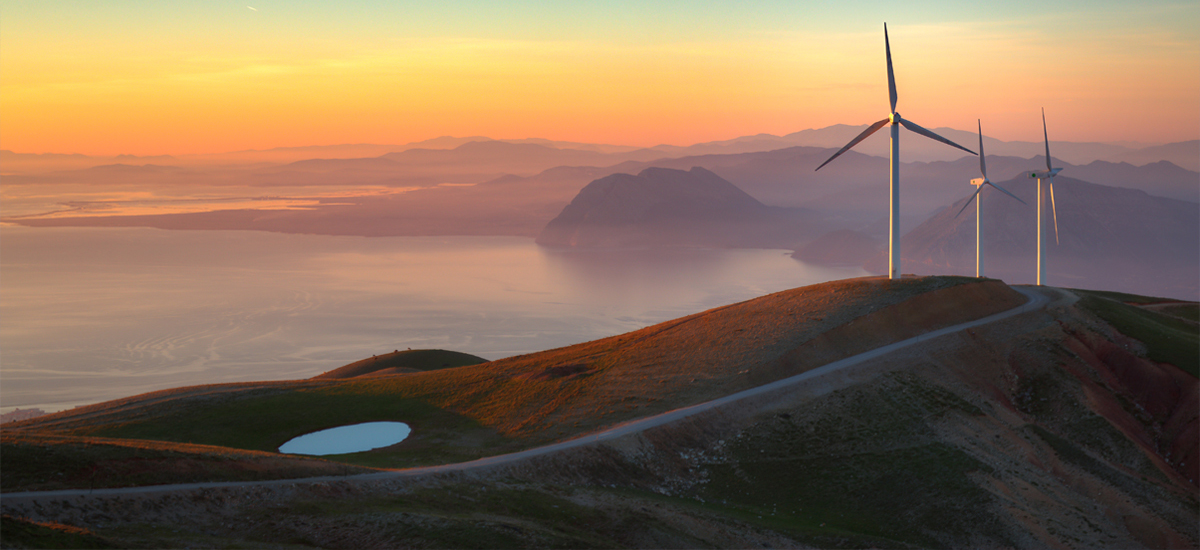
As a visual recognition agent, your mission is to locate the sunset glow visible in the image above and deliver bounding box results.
[3,1,1197,155]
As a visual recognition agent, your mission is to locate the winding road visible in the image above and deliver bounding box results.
[1,285,1070,504]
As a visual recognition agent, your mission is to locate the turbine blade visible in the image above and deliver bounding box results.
[977,119,987,179]
[899,118,977,155]
[885,23,897,113]
[1050,179,1060,244]
[814,118,890,171]
[1042,107,1052,172]
[955,186,982,218]
[985,181,1026,204]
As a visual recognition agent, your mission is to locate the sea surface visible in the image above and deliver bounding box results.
[0,225,868,413]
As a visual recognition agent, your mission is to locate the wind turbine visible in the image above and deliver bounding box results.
[1027,108,1062,286]
[955,120,1025,278]
[815,22,977,280]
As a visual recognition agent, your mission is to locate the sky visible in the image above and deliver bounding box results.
[3,1,1198,156]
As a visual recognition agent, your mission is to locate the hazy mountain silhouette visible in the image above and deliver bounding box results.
[897,176,1199,300]
[240,141,666,186]
[1070,160,1199,202]
[5,125,1192,174]
[608,148,1197,231]
[537,167,818,248]
[1115,140,1199,171]
[642,126,1194,167]
[380,140,663,172]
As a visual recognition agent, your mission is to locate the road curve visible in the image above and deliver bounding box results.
[1,285,1065,503]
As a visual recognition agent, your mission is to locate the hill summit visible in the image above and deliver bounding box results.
[536,166,816,248]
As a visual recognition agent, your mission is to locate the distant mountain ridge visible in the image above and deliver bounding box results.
[898,175,1199,300]
[4,127,1194,172]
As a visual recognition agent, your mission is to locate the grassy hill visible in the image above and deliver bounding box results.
[312,349,488,379]
[3,275,1196,549]
[6,276,1022,469]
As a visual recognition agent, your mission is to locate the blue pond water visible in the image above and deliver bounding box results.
[278,421,412,455]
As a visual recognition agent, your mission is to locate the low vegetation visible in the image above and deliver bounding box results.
[0,515,118,549]
[694,372,1008,549]
[1074,290,1200,377]
[0,432,372,493]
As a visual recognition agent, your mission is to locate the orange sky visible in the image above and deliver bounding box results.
[2,2,1197,156]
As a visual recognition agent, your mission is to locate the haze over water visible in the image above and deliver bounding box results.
[0,225,865,413]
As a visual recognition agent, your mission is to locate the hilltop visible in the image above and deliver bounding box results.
[2,275,1196,548]
[537,166,817,248]
[313,349,488,380]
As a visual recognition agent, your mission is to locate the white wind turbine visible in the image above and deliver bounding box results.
[955,120,1025,278]
[815,23,977,280]
[1027,108,1062,286]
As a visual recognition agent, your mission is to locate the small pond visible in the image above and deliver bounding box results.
[278,421,411,455]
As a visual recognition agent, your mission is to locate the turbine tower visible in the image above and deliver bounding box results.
[1027,108,1062,286]
[955,120,1025,278]
[815,22,976,280]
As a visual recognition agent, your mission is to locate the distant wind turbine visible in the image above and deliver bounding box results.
[815,23,977,280]
[955,120,1025,278]
[1027,108,1062,286]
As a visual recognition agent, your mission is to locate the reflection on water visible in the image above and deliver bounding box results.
[0,226,868,412]
[278,421,411,455]
[0,182,415,219]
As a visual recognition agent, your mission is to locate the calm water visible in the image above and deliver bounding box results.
[278,422,412,455]
[0,226,867,412]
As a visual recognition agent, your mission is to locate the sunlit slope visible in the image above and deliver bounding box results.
[7,276,1025,468]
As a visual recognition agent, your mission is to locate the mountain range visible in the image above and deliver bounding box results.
[4,125,1195,172]
[5,128,1196,299]
[898,175,1199,299]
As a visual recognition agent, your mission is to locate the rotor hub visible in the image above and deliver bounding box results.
[889,112,901,124]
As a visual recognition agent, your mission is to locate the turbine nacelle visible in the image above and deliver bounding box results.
[889,112,902,124]
[956,119,1025,220]
[1028,168,1062,179]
